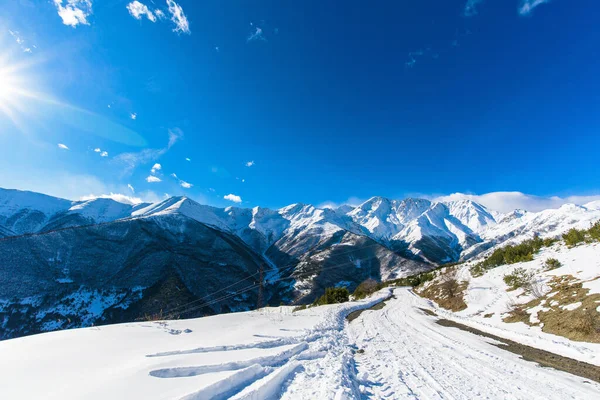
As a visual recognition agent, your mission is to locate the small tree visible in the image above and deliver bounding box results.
[588,221,600,241]
[563,228,585,247]
[503,267,535,291]
[544,258,562,271]
[353,279,380,300]
[314,287,350,306]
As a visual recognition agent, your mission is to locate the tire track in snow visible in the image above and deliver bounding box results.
[348,287,600,400]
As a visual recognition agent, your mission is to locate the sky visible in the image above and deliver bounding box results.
[0,0,599,212]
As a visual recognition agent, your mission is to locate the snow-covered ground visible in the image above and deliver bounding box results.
[1,282,599,399]
[348,288,599,399]
[0,291,390,399]
[427,242,600,366]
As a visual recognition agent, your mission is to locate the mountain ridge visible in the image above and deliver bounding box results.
[2,186,600,340]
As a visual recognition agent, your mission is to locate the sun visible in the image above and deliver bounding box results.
[0,48,49,132]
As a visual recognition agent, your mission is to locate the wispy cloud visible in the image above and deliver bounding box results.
[405,49,441,68]
[80,192,144,205]
[127,184,135,193]
[146,175,161,183]
[126,1,156,22]
[432,191,600,213]
[185,157,191,162]
[58,143,69,150]
[53,0,92,28]
[464,0,485,17]
[224,194,242,203]
[94,148,101,153]
[245,160,255,167]
[100,151,108,157]
[168,128,183,147]
[170,172,192,188]
[8,30,33,53]
[247,26,266,42]
[130,112,137,120]
[166,0,190,34]
[114,128,183,175]
[150,163,161,174]
[519,0,551,15]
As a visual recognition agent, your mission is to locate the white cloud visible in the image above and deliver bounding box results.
[432,191,600,213]
[185,157,191,162]
[114,128,183,175]
[519,0,551,15]
[224,194,242,203]
[53,0,92,27]
[130,112,137,120]
[170,172,192,188]
[58,143,69,150]
[80,192,144,205]
[126,1,156,22]
[150,163,161,174]
[245,160,255,167]
[247,27,265,42]
[94,148,101,152]
[127,184,135,193]
[464,0,485,17]
[318,197,365,210]
[100,151,108,157]
[146,175,161,183]
[166,0,190,34]
[154,9,165,19]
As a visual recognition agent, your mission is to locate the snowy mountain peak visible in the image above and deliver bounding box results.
[444,199,497,233]
[0,188,73,218]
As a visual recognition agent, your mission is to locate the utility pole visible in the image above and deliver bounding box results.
[256,263,264,309]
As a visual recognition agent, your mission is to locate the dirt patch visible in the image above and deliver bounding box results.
[503,275,600,343]
[418,277,468,312]
[419,308,438,317]
[347,300,388,322]
[483,313,493,318]
[437,318,600,384]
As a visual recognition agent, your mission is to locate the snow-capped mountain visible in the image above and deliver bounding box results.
[0,188,149,235]
[2,186,600,340]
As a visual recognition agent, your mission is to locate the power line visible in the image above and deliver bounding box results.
[160,241,388,317]
[163,245,403,319]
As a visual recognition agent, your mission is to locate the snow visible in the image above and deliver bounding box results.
[583,277,600,295]
[67,198,143,223]
[1,285,598,399]
[429,242,600,366]
[561,302,582,311]
[348,288,599,399]
[0,291,390,400]
[2,188,599,268]
[0,188,72,218]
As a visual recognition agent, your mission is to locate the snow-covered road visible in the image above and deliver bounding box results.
[348,288,599,399]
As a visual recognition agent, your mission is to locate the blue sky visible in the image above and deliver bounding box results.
[0,0,599,211]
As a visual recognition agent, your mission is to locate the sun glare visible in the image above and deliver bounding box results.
[0,43,52,133]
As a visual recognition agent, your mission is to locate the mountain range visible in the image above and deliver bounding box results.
[1,187,599,339]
